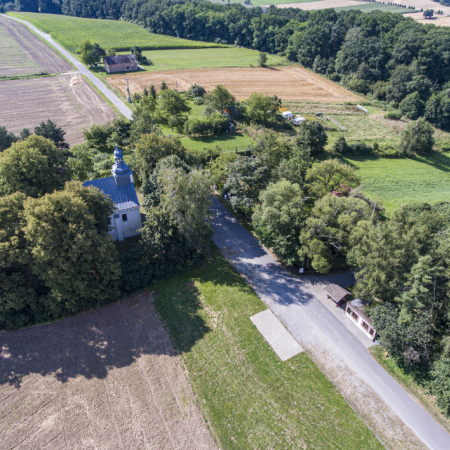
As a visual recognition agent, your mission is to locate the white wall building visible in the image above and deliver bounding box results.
[83,144,142,241]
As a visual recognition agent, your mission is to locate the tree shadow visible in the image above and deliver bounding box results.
[411,151,450,172]
[0,288,210,388]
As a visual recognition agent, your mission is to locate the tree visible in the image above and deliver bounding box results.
[150,84,157,99]
[66,143,95,182]
[399,92,425,120]
[273,146,313,188]
[224,156,271,214]
[34,119,69,150]
[0,135,69,198]
[299,194,375,273]
[131,94,157,140]
[305,159,360,198]
[207,152,238,188]
[156,89,191,122]
[161,80,168,90]
[0,126,18,152]
[430,358,450,416]
[246,93,279,124]
[258,52,268,67]
[205,85,236,114]
[400,118,435,155]
[79,40,105,67]
[425,93,450,130]
[24,182,121,314]
[295,120,328,156]
[423,9,434,18]
[252,180,305,265]
[134,134,186,180]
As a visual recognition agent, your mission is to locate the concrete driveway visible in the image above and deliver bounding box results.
[211,197,450,450]
[1,14,133,120]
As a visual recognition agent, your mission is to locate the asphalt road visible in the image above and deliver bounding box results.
[211,197,450,450]
[1,14,133,120]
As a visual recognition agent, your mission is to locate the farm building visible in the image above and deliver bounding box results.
[104,55,138,74]
[83,144,142,241]
[324,283,351,306]
[345,299,377,341]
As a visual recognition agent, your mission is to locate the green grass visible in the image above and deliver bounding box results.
[370,346,450,435]
[342,152,450,213]
[8,12,223,52]
[126,47,287,72]
[151,244,383,449]
[334,3,417,13]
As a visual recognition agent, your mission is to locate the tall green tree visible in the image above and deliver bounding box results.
[252,180,305,265]
[34,119,69,150]
[156,89,191,123]
[295,120,327,156]
[205,85,236,114]
[246,93,280,124]
[0,135,69,198]
[224,156,271,214]
[400,118,435,155]
[0,126,18,152]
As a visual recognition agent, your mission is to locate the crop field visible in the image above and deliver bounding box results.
[0,74,117,145]
[108,66,361,102]
[0,16,71,77]
[8,12,223,52]
[0,292,217,449]
[126,47,287,72]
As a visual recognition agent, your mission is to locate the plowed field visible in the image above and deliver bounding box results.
[0,74,117,145]
[0,17,71,77]
[0,292,217,450]
[107,66,361,102]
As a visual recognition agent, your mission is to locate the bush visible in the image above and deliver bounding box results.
[193,96,205,105]
[333,138,373,156]
[384,110,403,120]
[373,142,405,158]
[184,113,229,137]
[400,118,435,155]
[430,358,450,417]
[332,136,348,154]
[345,78,370,95]
[399,92,425,120]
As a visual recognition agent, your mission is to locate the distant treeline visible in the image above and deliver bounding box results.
[11,0,450,129]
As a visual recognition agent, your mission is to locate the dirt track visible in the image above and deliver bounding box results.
[0,74,117,145]
[107,66,361,103]
[0,17,71,77]
[0,292,218,450]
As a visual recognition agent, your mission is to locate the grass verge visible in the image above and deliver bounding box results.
[151,244,383,449]
[370,346,450,435]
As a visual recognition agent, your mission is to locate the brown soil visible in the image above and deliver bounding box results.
[0,17,71,77]
[0,74,117,146]
[0,292,218,450]
[107,66,361,103]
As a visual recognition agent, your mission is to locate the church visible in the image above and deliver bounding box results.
[83,144,142,241]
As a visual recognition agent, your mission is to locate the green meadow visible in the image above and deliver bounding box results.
[334,3,417,13]
[152,244,383,450]
[9,12,223,52]
[127,47,286,71]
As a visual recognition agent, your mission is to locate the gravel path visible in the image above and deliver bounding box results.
[211,197,450,450]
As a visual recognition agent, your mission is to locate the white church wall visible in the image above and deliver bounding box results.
[109,207,142,241]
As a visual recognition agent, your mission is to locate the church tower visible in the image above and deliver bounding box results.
[111,144,133,186]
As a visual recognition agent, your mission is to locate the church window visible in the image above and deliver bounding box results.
[122,214,128,222]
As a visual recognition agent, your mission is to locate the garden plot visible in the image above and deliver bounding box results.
[0,74,117,145]
[0,292,217,450]
[0,17,71,77]
[107,66,361,102]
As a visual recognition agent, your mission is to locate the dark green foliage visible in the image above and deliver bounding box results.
[371,303,433,369]
[332,136,348,154]
[188,84,207,98]
[0,126,18,152]
[183,113,229,137]
[430,358,450,416]
[258,52,267,67]
[224,156,271,214]
[400,118,435,155]
[399,92,425,120]
[384,110,402,120]
[34,119,69,150]
[295,121,327,156]
[425,92,450,130]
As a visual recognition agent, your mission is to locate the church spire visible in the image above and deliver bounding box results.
[111,143,133,185]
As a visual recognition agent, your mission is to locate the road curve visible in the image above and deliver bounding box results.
[211,197,450,450]
[1,14,133,120]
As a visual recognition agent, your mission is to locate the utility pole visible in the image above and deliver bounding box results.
[126,78,131,103]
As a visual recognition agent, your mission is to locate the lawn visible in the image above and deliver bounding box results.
[206,0,317,5]
[342,152,450,213]
[127,47,287,71]
[152,244,383,449]
[334,3,417,13]
[8,12,223,52]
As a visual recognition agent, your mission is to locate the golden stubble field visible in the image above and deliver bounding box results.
[107,66,361,103]
[0,292,218,449]
[0,74,117,145]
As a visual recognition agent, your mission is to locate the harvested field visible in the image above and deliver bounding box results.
[0,292,217,450]
[108,66,361,102]
[0,74,117,145]
[0,17,71,77]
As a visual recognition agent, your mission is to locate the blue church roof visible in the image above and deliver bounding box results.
[83,176,140,211]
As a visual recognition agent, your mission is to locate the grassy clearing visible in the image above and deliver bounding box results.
[370,346,450,435]
[152,244,383,449]
[342,152,450,213]
[126,47,286,72]
[8,12,223,52]
[334,3,416,13]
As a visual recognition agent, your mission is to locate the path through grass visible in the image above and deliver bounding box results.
[152,245,383,449]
